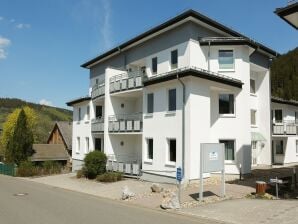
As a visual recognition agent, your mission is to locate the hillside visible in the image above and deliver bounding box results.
[0,98,72,144]
[271,47,298,101]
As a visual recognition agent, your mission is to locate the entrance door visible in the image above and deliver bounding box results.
[251,141,257,165]
[95,138,102,151]
[272,140,284,164]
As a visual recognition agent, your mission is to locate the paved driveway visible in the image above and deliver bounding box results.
[181,198,298,224]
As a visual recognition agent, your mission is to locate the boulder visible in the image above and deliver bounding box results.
[161,191,180,209]
[121,186,135,200]
[151,183,163,193]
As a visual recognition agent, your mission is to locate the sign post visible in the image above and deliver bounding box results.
[176,167,182,204]
[200,143,225,202]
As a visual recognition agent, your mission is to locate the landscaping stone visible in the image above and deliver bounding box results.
[151,183,163,193]
[160,190,180,209]
[121,186,135,200]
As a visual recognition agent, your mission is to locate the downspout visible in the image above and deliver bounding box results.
[177,73,185,180]
[208,41,211,71]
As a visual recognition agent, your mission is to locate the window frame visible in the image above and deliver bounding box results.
[85,137,89,154]
[218,49,235,71]
[76,137,80,154]
[147,93,154,114]
[219,139,236,162]
[218,93,235,117]
[275,140,284,155]
[145,138,153,162]
[166,138,176,166]
[86,106,90,121]
[296,140,298,155]
[152,57,157,74]
[78,107,81,121]
[274,109,283,123]
[251,109,257,126]
[250,79,256,95]
[170,49,178,70]
[168,88,177,112]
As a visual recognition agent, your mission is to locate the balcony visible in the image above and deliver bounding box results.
[106,154,141,176]
[110,71,144,94]
[91,117,104,132]
[108,113,143,133]
[91,83,105,99]
[272,120,298,135]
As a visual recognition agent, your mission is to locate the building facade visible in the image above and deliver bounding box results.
[67,10,279,183]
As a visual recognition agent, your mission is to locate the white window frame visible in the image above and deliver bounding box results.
[85,137,89,154]
[219,139,236,163]
[166,88,177,114]
[78,107,81,121]
[165,138,176,166]
[296,140,298,155]
[251,109,257,127]
[250,78,257,95]
[170,49,178,70]
[218,49,235,72]
[274,109,283,124]
[76,137,80,154]
[146,93,154,115]
[218,93,236,117]
[145,138,153,163]
[151,57,158,75]
[86,106,90,121]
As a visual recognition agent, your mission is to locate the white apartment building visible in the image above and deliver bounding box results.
[67,10,279,183]
[271,97,298,165]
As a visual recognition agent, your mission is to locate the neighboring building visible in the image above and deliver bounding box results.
[47,121,72,155]
[271,97,298,165]
[275,1,298,29]
[67,9,278,183]
[31,144,69,164]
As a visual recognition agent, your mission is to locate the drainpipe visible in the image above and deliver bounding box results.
[208,41,211,71]
[177,74,185,181]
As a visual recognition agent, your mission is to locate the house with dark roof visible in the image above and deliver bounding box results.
[67,9,279,183]
[275,1,298,29]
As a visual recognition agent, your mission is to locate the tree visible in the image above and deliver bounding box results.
[5,109,34,164]
[0,106,37,154]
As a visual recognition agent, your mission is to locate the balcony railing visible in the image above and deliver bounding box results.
[91,117,104,132]
[106,154,141,176]
[272,120,298,135]
[91,83,105,99]
[108,113,143,132]
[110,70,144,93]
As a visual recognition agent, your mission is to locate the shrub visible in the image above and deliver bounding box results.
[76,169,84,178]
[17,161,38,177]
[42,161,62,174]
[83,151,107,179]
[96,172,123,182]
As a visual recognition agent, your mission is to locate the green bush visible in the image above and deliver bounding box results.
[76,169,84,178]
[96,172,123,182]
[83,151,107,179]
[17,161,38,177]
[42,161,62,174]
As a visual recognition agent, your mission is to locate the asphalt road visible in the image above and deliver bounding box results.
[0,175,222,224]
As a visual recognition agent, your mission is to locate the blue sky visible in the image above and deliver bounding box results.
[0,0,297,109]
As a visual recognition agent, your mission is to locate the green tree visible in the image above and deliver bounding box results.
[5,109,34,164]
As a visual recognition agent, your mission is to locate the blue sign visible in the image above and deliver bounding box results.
[176,167,183,182]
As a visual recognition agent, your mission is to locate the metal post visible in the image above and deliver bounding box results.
[178,181,181,205]
[275,177,279,199]
[293,167,297,189]
[239,163,242,181]
[221,169,225,198]
[200,148,203,202]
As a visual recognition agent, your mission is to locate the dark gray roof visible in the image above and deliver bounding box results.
[31,144,69,161]
[271,96,298,107]
[66,96,91,106]
[56,121,72,150]
[81,9,278,68]
[275,2,298,29]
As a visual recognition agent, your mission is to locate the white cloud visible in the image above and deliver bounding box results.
[39,99,53,106]
[16,23,31,29]
[0,36,11,60]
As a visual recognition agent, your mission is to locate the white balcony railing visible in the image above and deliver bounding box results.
[91,117,104,132]
[91,83,105,99]
[108,113,143,132]
[272,120,298,135]
[110,70,144,93]
[106,154,141,176]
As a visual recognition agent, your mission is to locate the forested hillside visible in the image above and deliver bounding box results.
[271,47,298,101]
[0,98,72,144]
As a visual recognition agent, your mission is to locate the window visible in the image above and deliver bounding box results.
[96,106,103,118]
[252,141,257,149]
[85,137,89,153]
[250,79,256,94]
[275,110,283,123]
[147,93,154,114]
[87,106,90,120]
[296,140,298,154]
[95,79,99,85]
[276,140,284,154]
[251,110,256,125]
[146,138,153,160]
[171,49,178,69]
[168,88,176,111]
[76,137,80,153]
[167,139,176,163]
[219,94,234,115]
[78,108,81,120]
[152,57,157,74]
[219,50,234,70]
[295,112,298,124]
[220,140,235,161]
